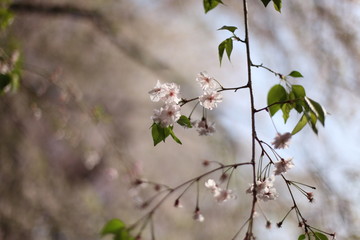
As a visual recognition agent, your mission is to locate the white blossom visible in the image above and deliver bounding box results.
[246,176,278,201]
[192,119,216,136]
[193,211,204,222]
[196,72,218,91]
[199,91,223,110]
[271,132,292,149]
[148,80,165,102]
[205,179,235,203]
[151,104,181,127]
[273,158,294,175]
[148,81,181,104]
[205,179,220,195]
[162,82,181,104]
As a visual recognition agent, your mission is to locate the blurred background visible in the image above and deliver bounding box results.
[1,0,360,239]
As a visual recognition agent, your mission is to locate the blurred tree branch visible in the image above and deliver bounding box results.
[9,2,186,82]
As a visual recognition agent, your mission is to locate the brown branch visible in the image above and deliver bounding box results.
[9,2,186,83]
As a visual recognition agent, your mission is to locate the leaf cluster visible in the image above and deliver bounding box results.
[298,232,329,240]
[151,115,192,146]
[267,73,325,135]
[260,0,282,12]
[101,219,135,240]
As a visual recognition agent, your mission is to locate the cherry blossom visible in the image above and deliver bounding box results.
[205,179,235,203]
[246,176,278,201]
[151,104,181,127]
[271,132,292,149]
[148,81,181,104]
[273,158,294,175]
[193,210,204,222]
[192,118,216,136]
[196,72,218,91]
[199,91,223,110]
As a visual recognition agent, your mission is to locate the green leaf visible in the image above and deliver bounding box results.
[292,85,306,98]
[260,0,271,7]
[218,41,225,65]
[281,103,292,123]
[288,70,303,78]
[298,234,306,240]
[218,38,233,65]
[169,128,182,145]
[225,38,233,61]
[177,115,192,128]
[306,98,326,126]
[0,73,11,92]
[151,123,169,146]
[0,8,14,30]
[203,0,223,13]
[291,114,307,135]
[114,229,135,240]
[267,84,288,116]
[314,232,329,240]
[305,111,318,135]
[218,25,238,33]
[273,0,282,12]
[101,219,126,236]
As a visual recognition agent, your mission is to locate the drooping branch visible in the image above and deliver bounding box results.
[9,2,186,83]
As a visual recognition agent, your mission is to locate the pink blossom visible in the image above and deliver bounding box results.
[192,119,216,136]
[199,91,223,110]
[271,132,292,149]
[151,104,181,127]
[273,158,294,175]
[196,72,218,91]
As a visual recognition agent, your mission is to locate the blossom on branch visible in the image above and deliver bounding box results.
[192,118,216,136]
[205,179,235,203]
[148,81,181,104]
[271,132,292,149]
[273,158,294,175]
[199,91,223,110]
[196,72,218,91]
[151,104,181,127]
[246,176,278,201]
[193,210,204,222]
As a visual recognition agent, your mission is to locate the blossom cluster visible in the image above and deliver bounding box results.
[246,176,278,201]
[149,81,181,127]
[205,179,236,203]
[196,72,223,110]
[148,72,223,135]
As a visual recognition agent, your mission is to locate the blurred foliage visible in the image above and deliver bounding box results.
[0,0,359,240]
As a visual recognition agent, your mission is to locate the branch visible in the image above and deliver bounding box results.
[9,2,187,83]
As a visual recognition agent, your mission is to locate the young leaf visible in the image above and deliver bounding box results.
[314,232,329,240]
[298,234,306,240]
[267,84,288,116]
[203,0,223,13]
[281,103,292,123]
[218,38,233,65]
[260,0,271,7]
[225,38,233,61]
[305,111,318,135]
[151,123,168,146]
[291,114,307,135]
[307,98,326,126]
[288,70,303,78]
[273,0,282,12]
[101,219,126,236]
[218,25,238,33]
[218,40,226,65]
[292,85,306,98]
[177,115,192,128]
[169,128,182,145]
